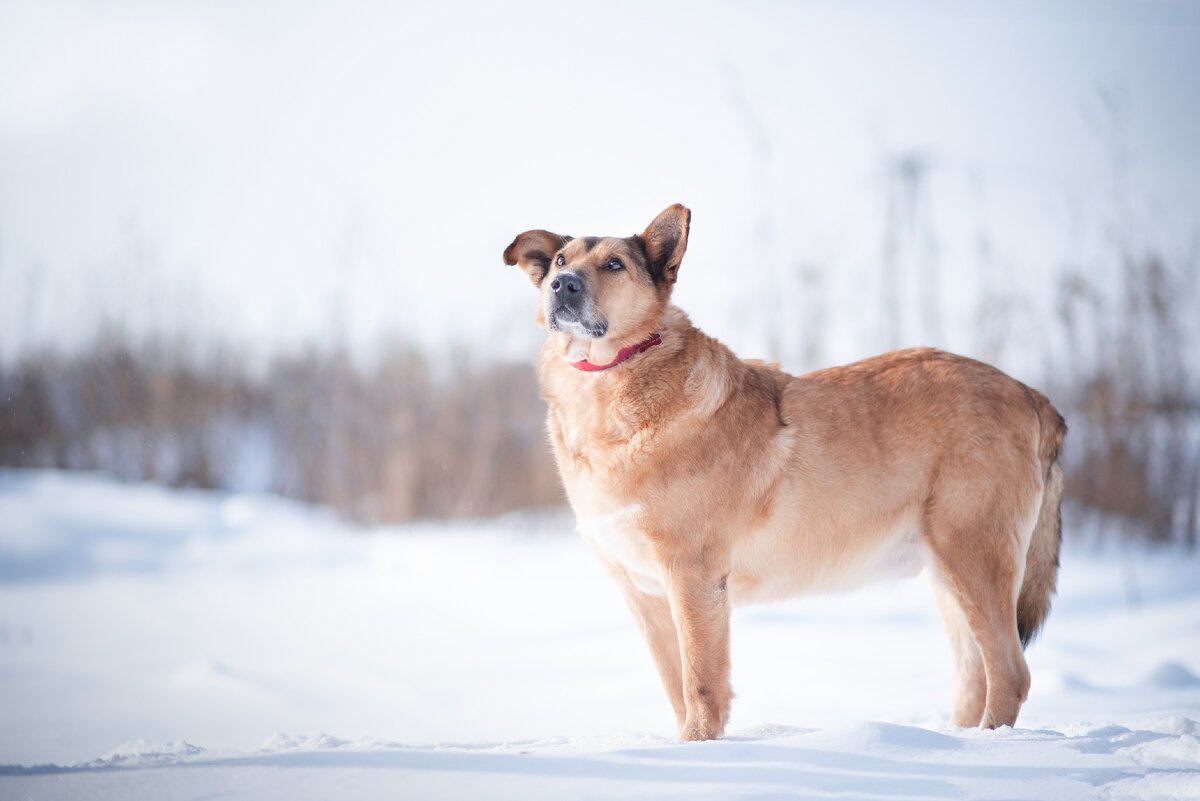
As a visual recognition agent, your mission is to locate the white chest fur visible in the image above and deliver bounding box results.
[575,504,666,595]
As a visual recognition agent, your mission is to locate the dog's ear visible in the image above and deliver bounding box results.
[640,204,691,285]
[503,230,572,287]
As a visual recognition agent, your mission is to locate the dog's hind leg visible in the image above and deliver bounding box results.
[608,565,687,729]
[924,508,1031,729]
[665,559,733,741]
[932,582,987,727]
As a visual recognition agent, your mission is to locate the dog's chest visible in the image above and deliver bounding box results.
[548,398,642,472]
[575,504,665,595]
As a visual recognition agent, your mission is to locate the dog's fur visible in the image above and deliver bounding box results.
[504,204,1066,740]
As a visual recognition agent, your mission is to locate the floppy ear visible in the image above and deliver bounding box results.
[503,230,572,287]
[641,204,691,285]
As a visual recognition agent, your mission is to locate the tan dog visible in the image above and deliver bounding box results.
[504,204,1066,740]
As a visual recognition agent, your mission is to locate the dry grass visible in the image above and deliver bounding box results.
[0,331,562,522]
[1053,253,1199,546]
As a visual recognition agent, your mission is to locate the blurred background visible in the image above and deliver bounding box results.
[2,0,1198,543]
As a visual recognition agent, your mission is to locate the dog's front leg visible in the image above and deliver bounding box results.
[666,561,732,741]
[607,565,687,729]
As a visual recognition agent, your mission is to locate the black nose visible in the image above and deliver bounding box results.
[550,273,582,295]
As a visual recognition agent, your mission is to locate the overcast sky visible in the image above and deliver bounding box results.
[2,0,1197,372]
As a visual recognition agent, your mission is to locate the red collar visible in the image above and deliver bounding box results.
[570,332,663,372]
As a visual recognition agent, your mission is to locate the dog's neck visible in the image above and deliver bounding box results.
[569,332,663,372]
[537,306,741,481]
[539,306,731,434]
[551,332,644,368]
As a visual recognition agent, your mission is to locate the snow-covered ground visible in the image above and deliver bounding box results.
[1,469,1198,799]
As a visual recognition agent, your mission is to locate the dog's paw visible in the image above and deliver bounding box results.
[679,719,723,742]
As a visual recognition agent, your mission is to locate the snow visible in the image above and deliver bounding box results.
[1,469,1198,799]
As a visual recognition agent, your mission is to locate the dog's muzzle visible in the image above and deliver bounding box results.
[547,271,606,338]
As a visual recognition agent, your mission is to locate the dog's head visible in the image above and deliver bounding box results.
[503,204,691,351]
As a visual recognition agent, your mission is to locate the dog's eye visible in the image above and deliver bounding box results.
[605,258,624,272]
[555,254,565,267]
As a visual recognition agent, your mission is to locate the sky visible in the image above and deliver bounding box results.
[1,0,1198,374]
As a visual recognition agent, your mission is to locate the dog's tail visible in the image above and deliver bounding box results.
[1016,391,1067,649]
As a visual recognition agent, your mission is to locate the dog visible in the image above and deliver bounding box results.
[503,204,1066,740]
